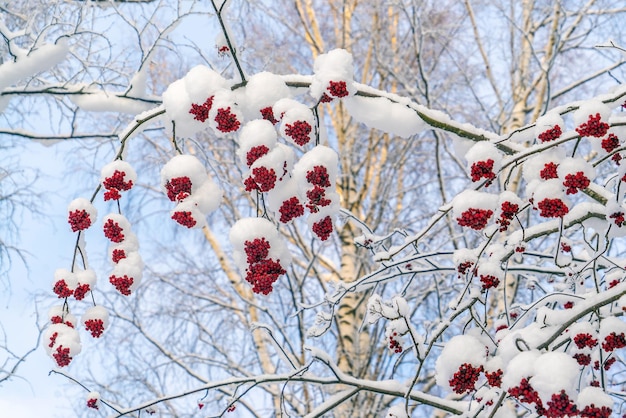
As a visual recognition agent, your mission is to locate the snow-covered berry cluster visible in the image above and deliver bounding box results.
[229,218,291,295]
[67,198,97,232]
[453,191,497,231]
[576,113,610,138]
[52,268,97,302]
[103,214,143,296]
[101,160,137,201]
[161,155,222,229]
[310,49,356,101]
[466,142,502,186]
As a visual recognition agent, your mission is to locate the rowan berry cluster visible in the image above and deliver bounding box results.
[165,176,192,202]
[537,198,569,218]
[574,333,598,349]
[214,107,241,133]
[508,378,543,411]
[284,120,313,146]
[245,166,277,192]
[104,219,125,243]
[327,80,349,98]
[470,159,496,185]
[546,391,577,417]
[579,405,612,418]
[279,197,304,223]
[601,332,626,352]
[497,201,518,231]
[456,208,493,230]
[480,274,499,290]
[484,369,502,387]
[609,211,624,227]
[312,216,333,241]
[540,162,559,180]
[84,319,105,338]
[563,171,590,194]
[448,363,483,394]
[171,211,197,228]
[538,125,562,142]
[109,274,134,296]
[246,145,270,167]
[388,332,403,353]
[457,261,474,276]
[576,113,609,138]
[601,133,620,153]
[189,97,214,122]
[260,106,279,124]
[243,238,286,295]
[68,210,91,232]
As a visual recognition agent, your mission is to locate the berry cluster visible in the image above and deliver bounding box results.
[537,198,569,218]
[574,333,598,349]
[284,120,313,146]
[103,219,125,243]
[244,166,277,192]
[546,390,577,417]
[103,170,134,201]
[576,113,609,138]
[214,107,241,133]
[561,242,572,252]
[86,398,99,410]
[448,363,483,394]
[470,159,496,185]
[485,369,503,387]
[306,186,332,212]
[53,345,72,367]
[246,145,270,168]
[319,93,333,103]
[613,153,623,165]
[602,332,626,352]
[312,216,333,241]
[73,283,91,301]
[497,201,519,231]
[609,211,624,227]
[189,97,214,122]
[563,171,590,194]
[165,176,192,202]
[563,301,574,309]
[279,197,304,223]
[388,332,403,353]
[260,106,278,124]
[109,274,134,296]
[53,279,74,298]
[456,208,493,230]
[243,239,286,295]
[68,210,92,232]
[540,162,559,180]
[601,133,620,153]
[573,353,591,366]
[579,405,612,418]
[457,261,474,276]
[306,166,331,187]
[171,211,197,228]
[538,125,562,142]
[508,378,543,411]
[327,80,349,98]
[480,274,499,290]
[84,319,105,338]
[112,248,126,263]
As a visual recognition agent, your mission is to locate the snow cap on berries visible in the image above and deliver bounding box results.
[266,178,305,224]
[573,100,611,130]
[529,352,579,406]
[48,305,77,328]
[452,190,498,230]
[52,268,78,298]
[43,322,81,367]
[530,179,570,218]
[82,306,109,338]
[293,146,338,190]
[242,72,290,121]
[310,49,356,100]
[343,95,426,138]
[183,65,228,104]
[100,160,137,201]
[229,217,291,271]
[67,198,97,232]
[161,154,209,201]
[103,213,131,243]
[109,255,143,296]
[534,112,564,143]
[577,387,613,412]
[435,334,486,392]
[73,268,97,301]
[208,89,243,137]
[277,101,315,148]
[237,119,278,166]
[557,157,595,195]
[86,391,101,410]
[522,148,566,183]
[465,141,502,185]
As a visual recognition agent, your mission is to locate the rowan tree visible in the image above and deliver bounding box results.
[2,0,626,417]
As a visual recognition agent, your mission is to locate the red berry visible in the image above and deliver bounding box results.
[306,166,331,187]
[111,249,126,263]
[601,133,620,153]
[573,333,598,349]
[480,275,499,290]
[540,162,559,180]
[602,332,626,352]
[546,390,577,417]
[306,186,332,212]
[609,212,625,227]
[580,404,612,418]
[245,258,286,295]
[73,283,90,301]
[497,201,519,231]
[247,166,276,192]
[53,345,72,367]
[87,398,99,410]
[485,369,503,387]
[320,93,333,103]
[573,353,591,366]
[563,301,574,309]
[244,238,270,264]
[457,261,474,275]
